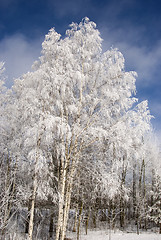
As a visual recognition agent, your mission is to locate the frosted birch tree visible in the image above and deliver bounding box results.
[144,135,161,233]
[0,62,19,235]
[11,17,152,239]
[0,62,9,233]
[0,63,13,234]
[12,69,60,239]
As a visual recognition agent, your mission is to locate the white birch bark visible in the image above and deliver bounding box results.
[61,159,77,240]
[28,172,37,240]
[28,138,41,240]
[55,155,70,240]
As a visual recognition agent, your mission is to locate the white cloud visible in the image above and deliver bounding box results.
[150,102,161,118]
[101,26,161,87]
[0,34,42,87]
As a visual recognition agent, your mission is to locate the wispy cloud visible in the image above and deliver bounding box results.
[101,26,161,87]
[0,34,42,87]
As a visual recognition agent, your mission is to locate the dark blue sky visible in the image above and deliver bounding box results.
[0,0,161,139]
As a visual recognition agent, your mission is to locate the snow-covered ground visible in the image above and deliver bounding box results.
[4,229,161,240]
[67,229,161,240]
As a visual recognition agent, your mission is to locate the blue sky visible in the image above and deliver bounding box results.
[0,0,161,139]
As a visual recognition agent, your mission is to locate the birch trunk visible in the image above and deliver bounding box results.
[28,172,37,240]
[119,158,127,229]
[28,137,41,240]
[61,160,76,240]
[55,155,70,240]
[133,164,137,219]
[55,172,66,240]
[138,159,145,229]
